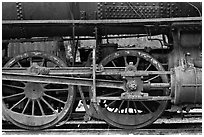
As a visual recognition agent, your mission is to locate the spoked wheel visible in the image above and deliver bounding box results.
[2,51,75,130]
[92,50,169,129]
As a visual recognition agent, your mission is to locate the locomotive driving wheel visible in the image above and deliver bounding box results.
[92,50,169,129]
[2,51,75,130]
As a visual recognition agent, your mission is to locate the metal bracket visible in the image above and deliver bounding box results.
[77,86,92,122]
[27,63,50,75]
[121,91,149,100]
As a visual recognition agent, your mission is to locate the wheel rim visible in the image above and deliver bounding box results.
[93,50,169,129]
[2,51,75,130]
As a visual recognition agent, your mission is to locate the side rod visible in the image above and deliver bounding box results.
[2,72,170,90]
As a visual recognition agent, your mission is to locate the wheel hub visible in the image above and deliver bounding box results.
[126,80,138,91]
[24,82,44,100]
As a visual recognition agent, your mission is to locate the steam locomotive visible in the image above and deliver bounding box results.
[2,2,202,130]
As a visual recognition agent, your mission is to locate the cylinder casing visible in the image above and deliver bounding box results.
[171,66,202,105]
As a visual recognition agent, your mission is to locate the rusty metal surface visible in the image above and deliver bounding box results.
[2,2,201,39]
[3,17,201,25]
[2,17,201,39]
[168,19,202,106]
[90,49,170,129]
[2,67,172,75]
[168,21,202,69]
[2,34,148,43]
[2,2,76,20]
[171,66,202,105]
[3,2,201,20]
[7,41,59,58]
[1,2,202,131]
[2,72,124,89]
[2,51,75,130]
[2,72,170,91]
[97,96,171,101]
[97,2,201,19]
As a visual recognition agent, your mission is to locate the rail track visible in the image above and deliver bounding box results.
[2,111,202,135]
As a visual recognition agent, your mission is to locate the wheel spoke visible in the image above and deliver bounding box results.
[133,101,139,114]
[111,61,116,67]
[41,97,57,114]
[41,58,45,66]
[42,83,50,88]
[29,57,32,66]
[3,92,24,99]
[117,100,125,113]
[37,99,45,115]
[10,96,26,110]
[106,100,117,108]
[135,57,140,70]
[127,101,130,114]
[32,100,35,115]
[43,93,66,104]
[124,56,128,66]
[112,107,117,112]
[22,98,30,114]
[44,88,68,92]
[3,83,24,89]
[140,101,152,113]
[100,91,119,97]
[144,75,160,82]
[145,63,151,71]
[17,61,22,68]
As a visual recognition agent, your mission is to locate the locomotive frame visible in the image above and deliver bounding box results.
[2,2,202,130]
